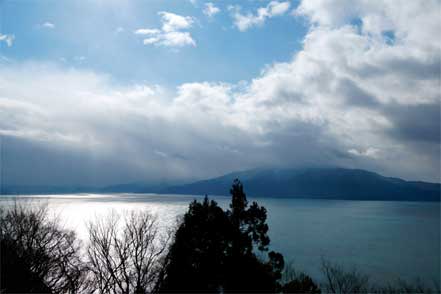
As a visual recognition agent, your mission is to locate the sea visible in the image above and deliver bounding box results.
[0,193,439,286]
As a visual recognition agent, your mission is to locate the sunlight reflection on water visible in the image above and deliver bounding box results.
[0,194,205,241]
[1,194,439,285]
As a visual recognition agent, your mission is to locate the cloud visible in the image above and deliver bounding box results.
[41,21,55,29]
[0,33,15,47]
[134,28,161,35]
[159,11,194,32]
[348,147,380,158]
[134,12,196,47]
[0,63,246,185]
[1,0,440,185]
[160,31,196,47]
[383,102,441,144]
[269,1,292,15]
[204,3,220,17]
[143,37,160,45]
[231,1,291,31]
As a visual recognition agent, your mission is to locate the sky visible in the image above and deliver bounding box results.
[0,0,440,186]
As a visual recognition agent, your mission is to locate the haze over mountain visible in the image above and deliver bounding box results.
[2,167,439,202]
[162,168,440,202]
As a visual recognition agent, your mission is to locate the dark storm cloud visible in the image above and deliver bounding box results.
[354,57,441,81]
[384,57,441,81]
[1,136,147,186]
[384,102,440,144]
[337,78,379,108]
[260,120,352,167]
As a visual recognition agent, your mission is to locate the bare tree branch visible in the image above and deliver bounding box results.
[85,210,170,294]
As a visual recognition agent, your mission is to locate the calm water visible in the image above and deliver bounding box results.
[1,194,439,285]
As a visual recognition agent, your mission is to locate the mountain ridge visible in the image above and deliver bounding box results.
[2,167,439,201]
[161,167,440,201]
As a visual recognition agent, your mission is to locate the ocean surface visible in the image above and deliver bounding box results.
[1,194,439,285]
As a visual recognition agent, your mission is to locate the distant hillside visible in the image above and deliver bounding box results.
[2,167,439,201]
[162,168,440,201]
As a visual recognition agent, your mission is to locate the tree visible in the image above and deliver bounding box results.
[224,179,282,292]
[320,259,369,294]
[86,210,170,294]
[228,179,270,254]
[1,237,52,293]
[280,261,321,293]
[156,196,232,292]
[0,203,85,293]
[157,180,285,293]
[282,274,321,294]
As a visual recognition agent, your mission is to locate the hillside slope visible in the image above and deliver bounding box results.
[162,168,440,201]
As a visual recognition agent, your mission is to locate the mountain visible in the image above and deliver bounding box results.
[162,168,440,201]
[2,167,439,201]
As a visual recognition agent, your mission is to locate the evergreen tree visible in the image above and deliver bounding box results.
[157,180,284,293]
[157,196,232,292]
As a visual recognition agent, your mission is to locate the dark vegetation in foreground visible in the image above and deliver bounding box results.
[1,180,439,293]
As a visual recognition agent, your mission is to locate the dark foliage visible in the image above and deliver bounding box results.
[282,273,321,294]
[156,196,232,292]
[0,204,85,294]
[157,179,285,293]
[0,238,51,293]
[280,261,321,294]
[320,259,440,294]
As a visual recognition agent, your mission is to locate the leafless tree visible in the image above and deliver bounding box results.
[320,258,369,294]
[279,260,321,293]
[370,278,440,294]
[0,203,85,293]
[85,210,171,294]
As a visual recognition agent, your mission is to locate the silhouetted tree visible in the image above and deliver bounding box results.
[369,278,440,294]
[282,274,321,294]
[229,179,270,254]
[157,180,285,293]
[280,261,321,293]
[320,259,369,294]
[1,238,52,293]
[156,196,232,292]
[2,199,439,294]
[86,210,170,294]
[0,204,85,293]
[224,180,282,292]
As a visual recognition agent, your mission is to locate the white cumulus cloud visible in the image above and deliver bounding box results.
[161,31,196,47]
[0,33,15,47]
[231,1,291,31]
[134,12,196,48]
[204,3,220,17]
[159,11,194,32]
[134,28,160,35]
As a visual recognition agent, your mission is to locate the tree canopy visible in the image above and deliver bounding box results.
[157,179,284,293]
